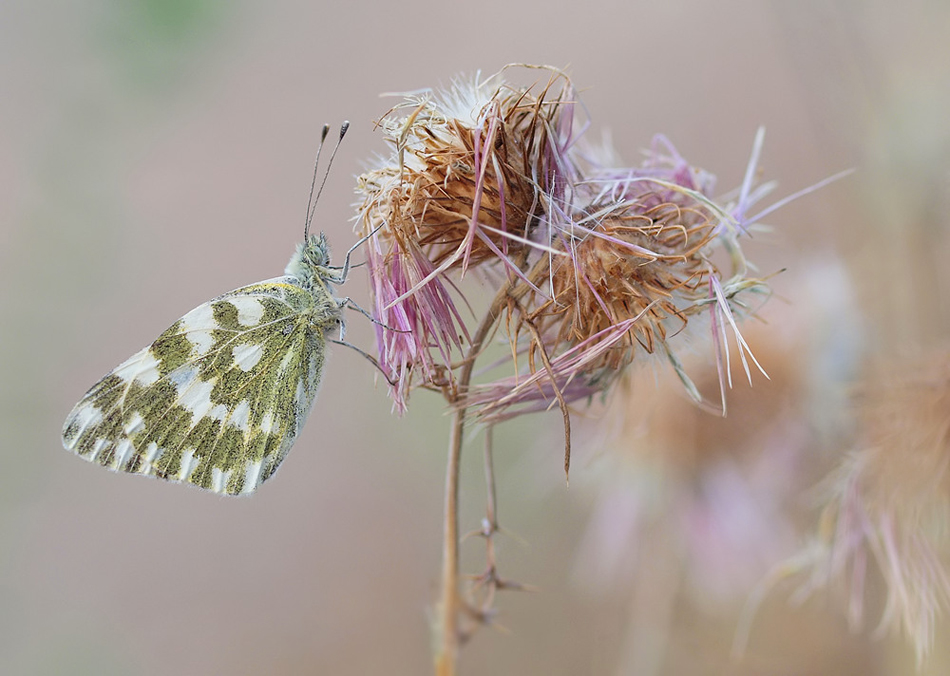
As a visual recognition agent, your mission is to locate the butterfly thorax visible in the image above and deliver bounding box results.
[285,232,343,334]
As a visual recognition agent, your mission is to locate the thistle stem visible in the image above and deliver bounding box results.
[434,256,549,675]
[435,405,465,676]
[435,314,499,676]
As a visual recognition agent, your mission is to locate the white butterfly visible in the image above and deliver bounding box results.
[63,123,361,495]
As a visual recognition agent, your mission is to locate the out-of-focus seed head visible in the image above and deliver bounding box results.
[803,351,950,663]
[571,260,862,667]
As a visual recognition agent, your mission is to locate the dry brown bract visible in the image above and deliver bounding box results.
[524,200,718,373]
[360,74,573,271]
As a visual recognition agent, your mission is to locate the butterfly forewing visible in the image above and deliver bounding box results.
[63,276,333,495]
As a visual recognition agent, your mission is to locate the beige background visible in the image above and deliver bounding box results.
[2,1,949,674]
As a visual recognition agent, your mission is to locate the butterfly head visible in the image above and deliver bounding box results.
[286,232,335,288]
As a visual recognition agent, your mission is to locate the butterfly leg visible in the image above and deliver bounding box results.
[331,224,385,284]
[329,337,398,386]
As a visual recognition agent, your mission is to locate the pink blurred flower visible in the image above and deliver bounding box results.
[570,261,861,671]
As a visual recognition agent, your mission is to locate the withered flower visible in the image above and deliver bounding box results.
[354,65,818,674]
[356,65,579,409]
[462,129,778,423]
[355,66,805,427]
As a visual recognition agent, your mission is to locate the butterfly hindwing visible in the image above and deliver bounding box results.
[62,277,331,495]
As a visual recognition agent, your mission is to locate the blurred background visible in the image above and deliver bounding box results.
[2,1,949,674]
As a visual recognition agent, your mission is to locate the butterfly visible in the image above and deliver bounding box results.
[62,123,360,495]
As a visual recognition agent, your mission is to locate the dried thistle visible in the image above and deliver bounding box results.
[353,65,804,674]
[357,65,578,409]
[357,66,784,420]
[461,130,782,425]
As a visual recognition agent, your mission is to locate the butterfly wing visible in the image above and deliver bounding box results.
[62,277,330,495]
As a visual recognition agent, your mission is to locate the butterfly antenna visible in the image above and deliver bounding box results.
[304,121,349,240]
[304,124,331,240]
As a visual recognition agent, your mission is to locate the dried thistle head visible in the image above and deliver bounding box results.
[360,71,572,270]
[356,66,794,429]
[356,66,580,407]
[527,200,717,372]
[466,130,778,423]
[805,351,950,663]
